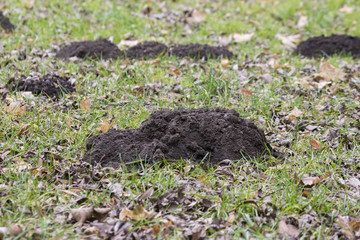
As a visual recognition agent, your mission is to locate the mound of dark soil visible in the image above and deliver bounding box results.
[125,41,169,59]
[56,39,124,60]
[170,44,234,60]
[0,11,15,32]
[7,73,76,99]
[83,108,279,168]
[295,34,360,58]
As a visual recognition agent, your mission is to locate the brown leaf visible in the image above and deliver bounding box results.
[299,172,330,187]
[152,225,161,234]
[309,139,322,150]
[186,10,206,24]
[278,220,300,238]
[138,187,154,201]
[221,59,230,69]
[297,16,308,28]
[276,34,302,49]
[80,98,91,110]
[70,207,94,225]
[119,205,150,221]
[288,107,302,121]
[9,224,23,237]
[96,120,113,133]
[232,32,255,43]
[315,61,345,82]
[4,101,26,115]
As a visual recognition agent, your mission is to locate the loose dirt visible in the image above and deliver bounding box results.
[295,34,360,58]
[170,43,234,60]
[7,73,76,99]
[82,108,279,168]
[0,11,15,32]
[125,41,169,59]
[56,38,124,60]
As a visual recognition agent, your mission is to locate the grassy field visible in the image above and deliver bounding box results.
[1,0,360,239]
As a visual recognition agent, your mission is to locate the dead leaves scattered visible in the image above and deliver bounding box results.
[309,138,322,150]
[119,205,152,221]
[278,220,300,238]
[186,10,206,24]
[69,207,111,226]
[276,34,302,49]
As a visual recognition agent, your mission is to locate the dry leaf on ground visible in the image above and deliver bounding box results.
[80,98,91,110]
[297,16,308,28]
[288,107,303,121]
[276,34,302,49]
[119,205,151,221]
[309,139,322,149]
[278,220,300,238]
[299,172,331,187]
[315,61,345,82]
[339,6,355,13]
[4,101,26,115]
[221,59,230,68]
[186,10,206,24]
[96,120,113,133]
[232,33,255,43]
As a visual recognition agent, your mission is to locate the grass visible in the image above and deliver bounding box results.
[1,0,360,239]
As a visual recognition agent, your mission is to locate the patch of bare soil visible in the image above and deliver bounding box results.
[170,43,234,59]
[7,73,76,99]
[82,108,279,168]
[125,41,169,59]
[0,11,15,32]
[56,39,124,60]
[295,34,360,58]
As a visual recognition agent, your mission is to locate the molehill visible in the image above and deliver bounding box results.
[82,108,279,168]
[56,39,234,60]
[295,34,360,58]
[7,73,76,99]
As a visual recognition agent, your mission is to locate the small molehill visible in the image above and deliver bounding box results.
[82,108,279,168]
[56,39,124,60]
[125,41,169,59]
[295,34,360,58]
[170,43,234,60]
[0,11,15,32]
[7,73,76,99]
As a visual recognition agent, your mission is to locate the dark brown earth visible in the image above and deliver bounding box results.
[56,39,124,60]
[295,34,360,58]
[125,41,169,59]
[0,11,15,32]
[7,73,76,99]
[82,108,279,168]
[170,43,234,60]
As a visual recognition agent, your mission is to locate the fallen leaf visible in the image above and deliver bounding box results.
[339,6,355,13]
[348,177,360,188]
[4,101,26,115]
[309,139,322,150]
[288,107,303,121]
[315,61,345,82]
[70,207,94,225]
[118,40,140,48]
[297,16,308,28]
[80,98,91,110]
[232,32,255,43]
[186,10,206,24]
[119,205,150,221]
[9,224,23,237]
[138,187,154,201]
[278,220,300,238]
[299,172,330,187]
[276,34,302,49]
[152,225,161,234]
[221,59,230,68]
[96,120,113,133]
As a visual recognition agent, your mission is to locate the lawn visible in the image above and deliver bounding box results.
[0,0,360,239]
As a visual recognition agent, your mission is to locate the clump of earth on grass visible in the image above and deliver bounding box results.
[82,108,279,168]
[125,41,169,59]
[170,43,234,60]
[7,73,76,99]
[56,38,124,60]
[0,11,15,32]
[295,34,360,58]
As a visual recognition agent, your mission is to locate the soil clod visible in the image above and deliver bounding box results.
[125,41,169,59]
[170,43,234,59]
[0,11,15,32]
[295,34,360,58]
[7,73,76,99]
[56,39,124,60]
[83,108,279,168]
